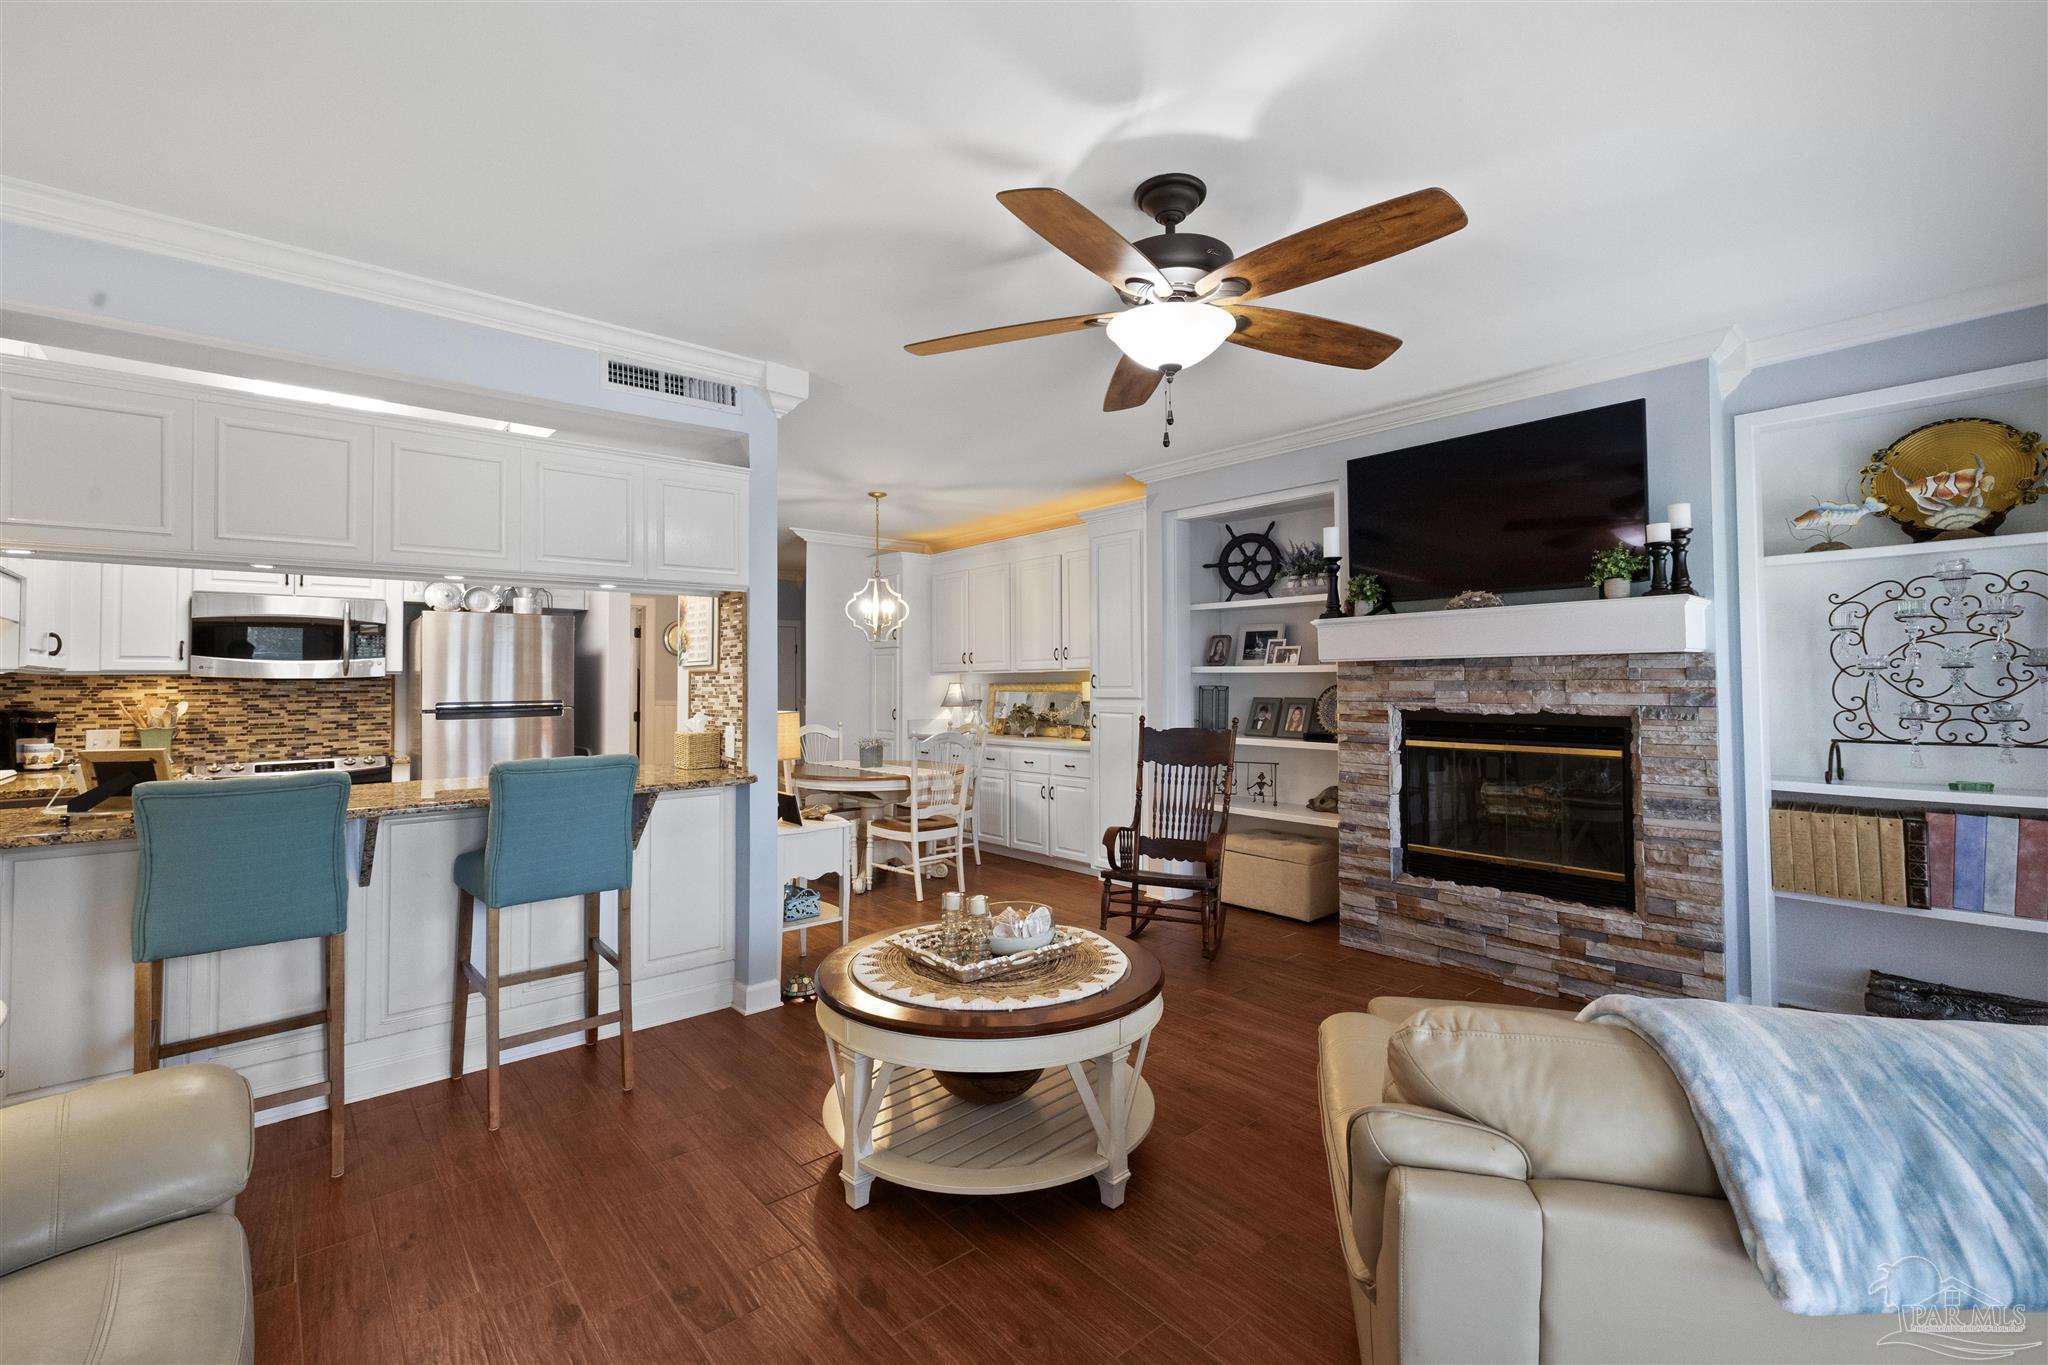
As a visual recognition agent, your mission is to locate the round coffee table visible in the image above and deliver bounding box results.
[814,927,1163,1210]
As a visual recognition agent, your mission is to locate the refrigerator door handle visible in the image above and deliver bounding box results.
[430,701,568,719]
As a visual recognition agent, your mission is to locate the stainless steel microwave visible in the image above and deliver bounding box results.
[187,592,389,679]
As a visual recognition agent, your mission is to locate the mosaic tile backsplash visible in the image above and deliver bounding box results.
[0,674,394,764]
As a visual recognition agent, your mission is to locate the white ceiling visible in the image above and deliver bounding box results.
[3,3,2043,567]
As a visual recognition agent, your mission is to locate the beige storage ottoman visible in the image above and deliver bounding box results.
[1221,829,1338,922]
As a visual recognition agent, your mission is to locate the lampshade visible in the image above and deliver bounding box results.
[1105,301,1235,371]
[940,682,974,708]
[776,710,802,762]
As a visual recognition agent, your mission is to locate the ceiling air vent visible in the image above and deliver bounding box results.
[605,359,740,411]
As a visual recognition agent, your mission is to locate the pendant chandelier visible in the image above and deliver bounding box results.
[844,490,909,642]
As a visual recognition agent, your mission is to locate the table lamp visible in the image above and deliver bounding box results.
[940,682,979,729]
[777,710,801,790]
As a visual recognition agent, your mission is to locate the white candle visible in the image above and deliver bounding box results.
[1666,502,1693,530]
[1322,525,1340,557]
[1645,521,1672,543]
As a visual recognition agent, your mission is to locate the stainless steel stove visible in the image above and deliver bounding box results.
[193,755,393,784]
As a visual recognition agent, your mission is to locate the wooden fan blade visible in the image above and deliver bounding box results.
[905,312,1114,356]
[1104,355,1163,411]
[1222,306,1402,369]
[997,188,1169,297]
[1198,188,1467,302]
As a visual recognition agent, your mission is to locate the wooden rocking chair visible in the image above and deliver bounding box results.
[1099,717,1238,959]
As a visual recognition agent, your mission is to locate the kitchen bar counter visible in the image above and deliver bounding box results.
[0,759,754,850]
[1,759,752,1112]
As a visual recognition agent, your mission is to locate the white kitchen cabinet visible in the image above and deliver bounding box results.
[1008,772,1050,854]
[1049,774,1096,863]
[375,429,522,571]
[295,573,382,595]
[99,565,192,671]
[931,569,967,669]
[1090,702,1142,869]
[0,370,193,554]
[972,751,1010,845]
[526,445,646,579]
[646,461,747,588]
[870,646,902,757]
[966,563,1012,672]
[194,401,375,565]
[1061,546,1092,669]
[191,568,292,593]
[1012,552,1064,670]
[13,559,101,672]
[1088,524,1144,698]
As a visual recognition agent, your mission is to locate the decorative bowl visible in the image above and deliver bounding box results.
[989,902,1055,955]
[990,926,1056,956]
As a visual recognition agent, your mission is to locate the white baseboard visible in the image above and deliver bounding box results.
[731,977,783,1015]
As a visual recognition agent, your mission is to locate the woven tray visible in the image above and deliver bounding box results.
[852,926,1129,1011]
[895,924,1075,983]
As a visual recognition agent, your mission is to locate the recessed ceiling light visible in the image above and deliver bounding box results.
[598,583,616,590]
[1,547,32,556]
[249,563,274,570]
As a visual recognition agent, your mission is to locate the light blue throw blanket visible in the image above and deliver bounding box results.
[1580,995,2048,1316]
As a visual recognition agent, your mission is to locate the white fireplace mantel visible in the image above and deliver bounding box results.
[1313,594,1711,662]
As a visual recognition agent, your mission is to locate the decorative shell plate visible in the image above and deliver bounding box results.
[1861,417,2045,541]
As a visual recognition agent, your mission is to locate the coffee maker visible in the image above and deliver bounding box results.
[0,709,59,768]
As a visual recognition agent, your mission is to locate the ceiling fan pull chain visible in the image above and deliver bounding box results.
[1161,371,1176,447]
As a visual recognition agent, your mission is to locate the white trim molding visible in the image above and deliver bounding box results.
[0,177,812,417]
[789,526,929,553]
[1314,595,1711,662]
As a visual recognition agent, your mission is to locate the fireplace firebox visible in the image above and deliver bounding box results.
[1398,711,1634,909]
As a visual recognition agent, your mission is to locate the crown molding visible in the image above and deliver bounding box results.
[788,526,927,553]
[1128,277,2048,486]
[0,177,811,416]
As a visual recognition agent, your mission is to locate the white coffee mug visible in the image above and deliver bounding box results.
[18,742,66,770]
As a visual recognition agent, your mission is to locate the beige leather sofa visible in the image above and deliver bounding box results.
[0,1065,255,1365]
[1321,998,1901,1364]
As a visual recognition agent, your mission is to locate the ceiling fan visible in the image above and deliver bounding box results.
[905,173,1468,415]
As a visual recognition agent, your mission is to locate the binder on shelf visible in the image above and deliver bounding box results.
[1769,808,1793,891]
[2018,819,2047,922]
[1831,811,1861,901]
[1878,816,1907,908]
[1927,811,1956,909]
[1983,816,2020,917]
[1953,815,1987,913]
[1811,809,1839,898]
[1854,814,1882,904]
[1787,807,1817,894]
[1903,812,1930,909]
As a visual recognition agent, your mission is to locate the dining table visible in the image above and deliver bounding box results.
[786,761,913,893]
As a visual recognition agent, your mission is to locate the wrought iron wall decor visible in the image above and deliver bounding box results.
[1824,556,2044,777]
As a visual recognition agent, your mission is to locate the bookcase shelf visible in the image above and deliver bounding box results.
[1772,777,2047,814]
[1777,891,2048,936]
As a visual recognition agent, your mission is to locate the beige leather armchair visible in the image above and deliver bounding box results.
[1320,999,1899,1364]
[0,1065,255,1365]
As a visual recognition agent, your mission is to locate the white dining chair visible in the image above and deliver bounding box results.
[866,748,969,901]
[919,727,983,867]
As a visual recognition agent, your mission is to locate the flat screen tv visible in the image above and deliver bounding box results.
[1346,399,1647,603]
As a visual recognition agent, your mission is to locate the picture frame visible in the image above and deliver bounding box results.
[1239,624,1285,664]
[1280,698,1315,738]
[674,594,718,670]
[1266,642,1302,666]
[1204,633,1234,666]
[1245,696,1284,737]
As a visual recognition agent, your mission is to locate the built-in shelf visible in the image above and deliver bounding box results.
[1190,593,1326,613]
[1777,890,2048,935]
[779,909,843,934]
[1771,777,2046,813]
[1229,803,1338,828]
[1236,737,1339,752]
[1760,530,2047,570]
[1315,593,1709,661]
[1192,664,1338,674]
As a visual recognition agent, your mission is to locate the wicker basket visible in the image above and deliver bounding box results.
[673,730,722,770]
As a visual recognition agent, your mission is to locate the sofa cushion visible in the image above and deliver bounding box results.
[1318,1012,1398,1285]
[0,1213,253,1365]
[1388,1004,1720,1197]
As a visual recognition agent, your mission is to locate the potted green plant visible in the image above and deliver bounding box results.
[1283,542,1328,594]
[1345,572,1385,616]
[857,735,887,766]
[1587,544,1648,600]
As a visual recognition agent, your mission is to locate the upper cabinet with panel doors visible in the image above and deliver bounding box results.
[646,460,747,589]
[1010,547,1091,671]
[194,401,374,566]
[375,429,523,572]
[0,368,193,555]
[525,444,647,580]
[99,565,193,672]
[1085,513,1144,699]
[929,561,1011,672]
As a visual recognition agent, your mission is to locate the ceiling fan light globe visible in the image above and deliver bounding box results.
[1106,301,1234,372]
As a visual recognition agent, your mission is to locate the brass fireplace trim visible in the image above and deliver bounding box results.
[1404,739,1625,760]
[1406,842,1630,883]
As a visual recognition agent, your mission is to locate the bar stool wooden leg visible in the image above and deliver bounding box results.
[325,933,347,1178]
[484,903,502,1132]
[132,960,164,1073]
[450,891,473,1083]
[616,888,634,1093]
[582,892,601,1049]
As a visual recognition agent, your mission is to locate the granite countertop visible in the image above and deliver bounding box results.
[0,760,755,851]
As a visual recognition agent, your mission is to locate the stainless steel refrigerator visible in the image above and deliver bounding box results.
[408,612,577,780]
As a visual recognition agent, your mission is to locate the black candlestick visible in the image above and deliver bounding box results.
[1645,541,1673,596]
[1669,527,1696,595]
[1319,556,1346,619]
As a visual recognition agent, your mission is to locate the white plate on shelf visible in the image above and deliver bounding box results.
[462,585,504,613]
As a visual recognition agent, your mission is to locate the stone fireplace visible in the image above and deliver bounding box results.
[1336,652,1722,1000]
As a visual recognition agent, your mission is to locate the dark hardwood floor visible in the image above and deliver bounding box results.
[246,851,1555,1365]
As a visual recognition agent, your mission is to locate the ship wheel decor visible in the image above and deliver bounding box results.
[1204,521,1283,600]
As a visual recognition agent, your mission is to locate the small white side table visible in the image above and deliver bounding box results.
[779,813,853,954]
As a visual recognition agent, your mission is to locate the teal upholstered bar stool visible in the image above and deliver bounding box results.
[449,754,640,1131]
[132,770,352,1177]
